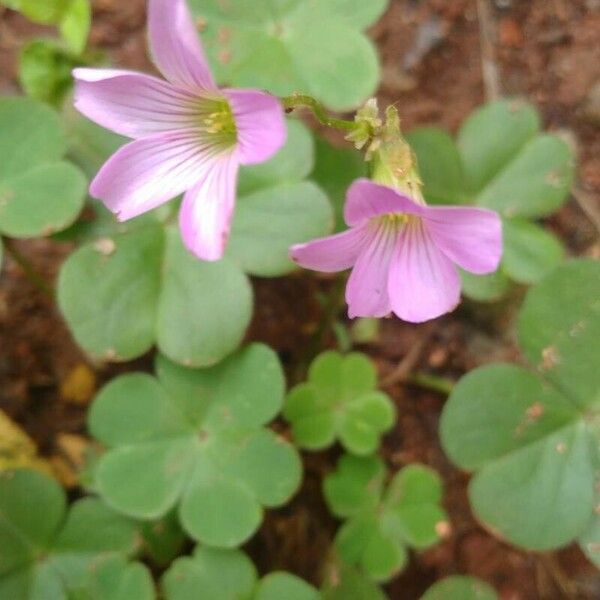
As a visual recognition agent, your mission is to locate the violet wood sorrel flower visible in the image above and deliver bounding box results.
[291,106,502,323]
[291,179,502,322]
[72,0,286,260]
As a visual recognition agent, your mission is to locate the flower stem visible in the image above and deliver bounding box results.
[280,94,357,132]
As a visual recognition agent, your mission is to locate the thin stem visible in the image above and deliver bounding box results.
[476,0,501,101]
[408,373,455,395]
[293,274,348,382]
[2,238,54,299]
[281,94,357,132]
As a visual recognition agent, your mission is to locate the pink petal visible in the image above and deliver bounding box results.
[148,0,217,92]
[178,153,239,261]
[423,206,503,274]
[346,222,397,318]
[73,68,201,139]
[344,179,424,227]
[290,226,369,273]
[91,131,226,220]
[224,89,287,165]
[388,220,460,323]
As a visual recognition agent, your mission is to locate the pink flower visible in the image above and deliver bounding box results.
[72,0,286,260]
[291,179,502,322]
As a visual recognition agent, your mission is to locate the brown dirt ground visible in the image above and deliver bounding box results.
[1,1,599,598]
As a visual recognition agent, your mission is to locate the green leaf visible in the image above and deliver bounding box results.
[58,225,163,362]
[162,547,319,600]
[58,225,252,367]
[518,259,600,409]
[406,127,467,205]
[139,514,186,568]
[60,0,91,54]
[311,137,366,232]
[323,0,388,28]
[0,470,141,599]
[420,576,498,600]
[229,181,332,276]
[475,135,574,219]
[157,228,252,366]
[189,0,384,110]
[460,269,510,303]
[502,218,564,284]
[323,455,446,582]
[71,556,155,600]
[441,365,595,550]
[19,39,78,105]
[0,97,85,237]
[321,562,388,600]
[162,547,257,600]
[89,345,302,547]
[441,261,600,551]
[19,0,70,23]
[458,99,540,194]
[284,351,395,455]
[255,573,320,600]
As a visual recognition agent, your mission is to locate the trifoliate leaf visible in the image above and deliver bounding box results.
[441,260,600,550]
[88,345,302,547]
[323,455,447,582]
[284,351,395,455]
[0,470,143,599]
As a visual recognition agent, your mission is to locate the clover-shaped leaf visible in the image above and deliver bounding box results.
[89,344,302,548]
[189,0,386,110]
[0,469,148,599]
[0,97,85,239]
[323,455,447,582]
[283,352,395,455]
[407,99,575,298]
[162,547,319,600]
[441,260,600,551]
[420,576,498,600]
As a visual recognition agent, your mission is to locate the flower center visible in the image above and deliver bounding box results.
[197,97,237,146]
[375,213,415,232]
